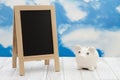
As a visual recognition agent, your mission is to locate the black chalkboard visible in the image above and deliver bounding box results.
[20,10,53,56]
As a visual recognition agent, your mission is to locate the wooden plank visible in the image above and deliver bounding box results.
[12,61,33,80]
[80,69,100,80]
[62,57,82,80]
[25,60,48,80]
[0,58,15,80]
[0,58,9,69]
[103,57,120,80]
[96,58,117,80]
[1,57,120,80]
[12,60,48,80]
[46,58,64,80]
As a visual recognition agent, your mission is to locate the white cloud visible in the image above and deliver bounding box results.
[26,0,37,5]
[0,0,25,8]
[26,0,55,5]
[61,28,100,43]
[0,27,13,48]
[0,0,55,8]
[61,28,100,47]
[116,5,120,13]
[61,26,120,57]
[58,24,70,34]
[59,0,87,22]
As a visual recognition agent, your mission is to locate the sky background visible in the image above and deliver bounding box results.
[0,0,120,57]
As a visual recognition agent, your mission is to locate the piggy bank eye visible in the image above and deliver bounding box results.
[78,51,81,53]
[87,52,89,55]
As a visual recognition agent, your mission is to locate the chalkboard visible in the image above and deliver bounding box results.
[13,6,60,76]
[20,10,53,56]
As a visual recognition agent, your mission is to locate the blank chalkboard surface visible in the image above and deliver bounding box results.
[13,6,60,76]
[20,10,53,56]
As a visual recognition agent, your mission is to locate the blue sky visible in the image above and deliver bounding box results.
[0,44,12,57]
[0,3,13,27]
[55,0,120,31]
[0,3,13,57]
[55,0,120,56]
[80,0,120,30]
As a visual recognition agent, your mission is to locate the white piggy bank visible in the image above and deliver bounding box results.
[74,45,99,70]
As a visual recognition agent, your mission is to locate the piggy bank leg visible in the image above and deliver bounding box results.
[77,65,83,70]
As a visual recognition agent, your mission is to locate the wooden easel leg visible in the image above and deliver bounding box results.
[54,57,60,72]
[45,59,49,65]
[12,42,17,68]
[19,58,25,76]
[12,53,17,68]
[12,26,17,68]
[12,46,17,68]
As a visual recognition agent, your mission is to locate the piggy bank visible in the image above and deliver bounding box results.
[74,45,99,70]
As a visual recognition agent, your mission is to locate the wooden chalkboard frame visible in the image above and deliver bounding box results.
[12,6,60,76]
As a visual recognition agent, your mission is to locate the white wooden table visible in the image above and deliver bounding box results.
[0,57,120,80]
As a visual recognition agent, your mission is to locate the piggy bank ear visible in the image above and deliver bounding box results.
[88,47,95,54]
[73,45,81,55]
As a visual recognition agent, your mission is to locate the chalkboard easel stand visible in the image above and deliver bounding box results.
[12,6,60,76]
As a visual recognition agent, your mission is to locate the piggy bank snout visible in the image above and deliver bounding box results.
[78,54,86,57]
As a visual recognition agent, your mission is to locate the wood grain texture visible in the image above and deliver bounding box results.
[0,57,120,80]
